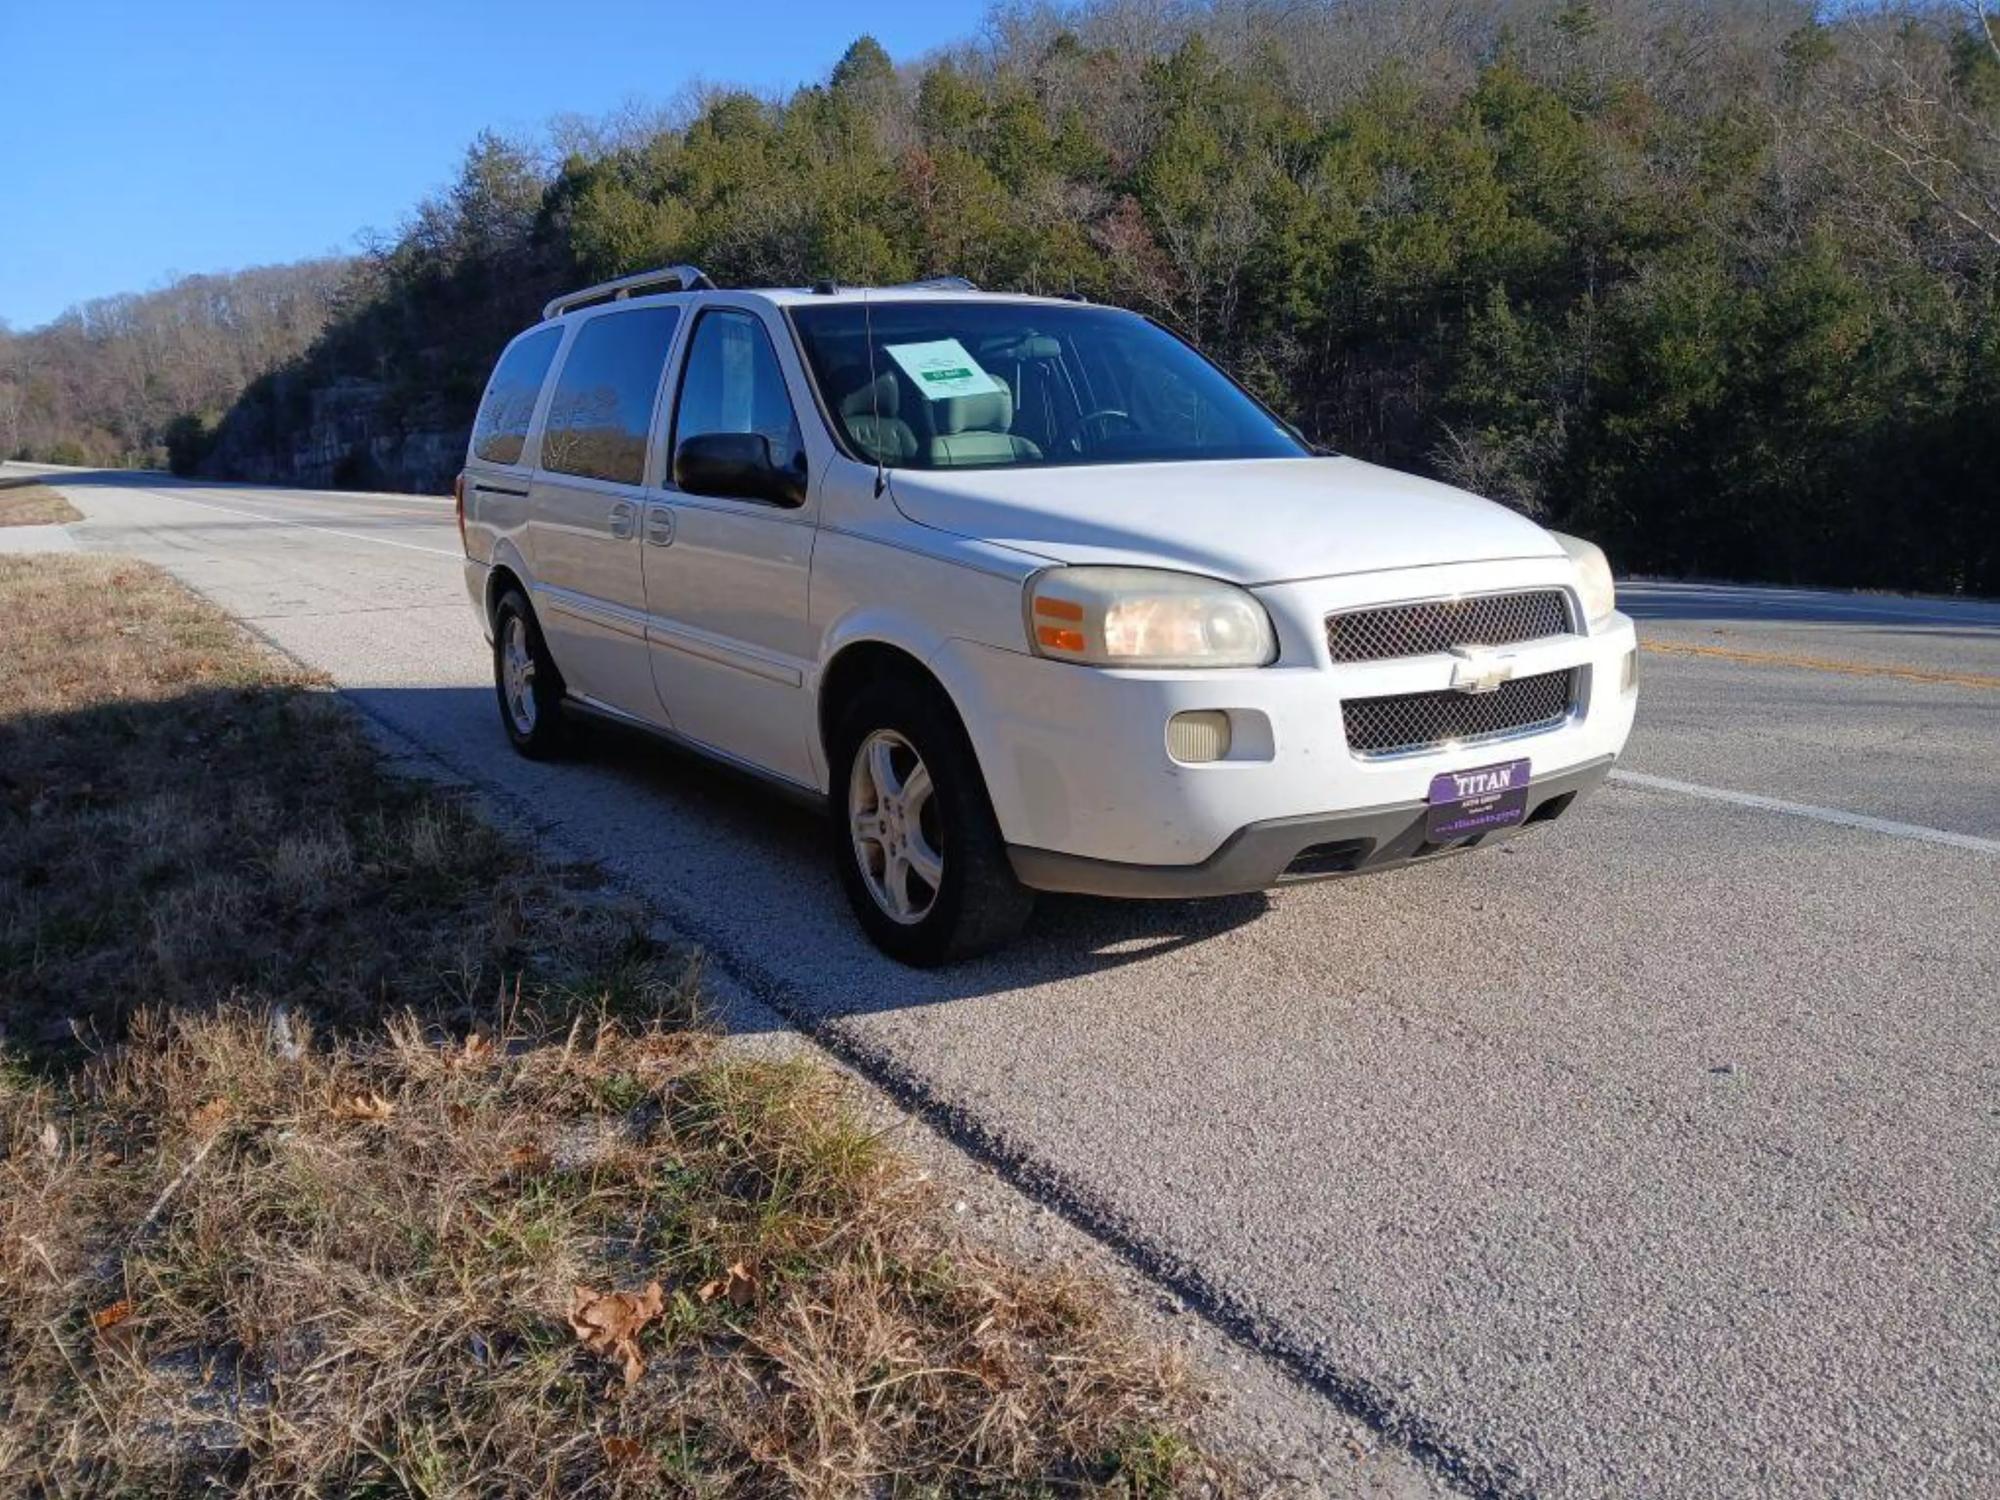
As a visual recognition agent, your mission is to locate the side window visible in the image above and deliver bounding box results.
[540,307,682,485]
[673,310,805,479]
[471,327,561,466]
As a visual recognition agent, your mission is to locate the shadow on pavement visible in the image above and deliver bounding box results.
[338,682,1275,1033]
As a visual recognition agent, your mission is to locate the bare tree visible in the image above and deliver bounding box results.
[2,259,352,465]
[1829,4,2000,257]
[0,381,21,458]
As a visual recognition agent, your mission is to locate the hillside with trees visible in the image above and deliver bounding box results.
[7,0,1998,592]
[0,261,351,472]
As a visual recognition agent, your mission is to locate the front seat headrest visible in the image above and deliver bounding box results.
[839,371,901,420]
[931,387,1013,436]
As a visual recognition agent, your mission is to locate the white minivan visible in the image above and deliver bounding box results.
[458,267,1638,964]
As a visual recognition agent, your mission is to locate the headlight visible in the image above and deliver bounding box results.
[1026,566,1276,668]
[1550,531,1616,628]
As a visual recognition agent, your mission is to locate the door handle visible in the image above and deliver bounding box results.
[644,505,676,547]
[608,500,637,540]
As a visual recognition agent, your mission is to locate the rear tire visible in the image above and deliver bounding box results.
[493,588,570,759]
[829,675,1034,965]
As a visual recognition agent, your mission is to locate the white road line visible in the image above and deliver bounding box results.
[228,484,452,511]
[1610,769,2000,855]
[122,487,462,559]
[109,479,449,512]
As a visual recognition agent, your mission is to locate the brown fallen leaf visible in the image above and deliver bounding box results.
[972,1345,1012,1390]
[600,1434,643,1465]
[568,1282,664,1386]
[330,1091,395,1123]
[189,1097,233,1139]
[92,1299,135,1332]
[636,1032,702,1064]
[504,1143,549,1173]
[458,1032,497,1067]
[697,1260,758,1309]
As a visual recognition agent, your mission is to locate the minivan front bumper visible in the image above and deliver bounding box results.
[1004,754,1614,897]
[926,577,1638,877]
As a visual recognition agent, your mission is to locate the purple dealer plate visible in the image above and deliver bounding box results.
[1425,758,1530,841]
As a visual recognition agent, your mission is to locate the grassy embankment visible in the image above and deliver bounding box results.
[0,478,83,527]
[0,555,1213,1495]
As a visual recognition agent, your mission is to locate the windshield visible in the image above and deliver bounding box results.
[789,300,1309,471]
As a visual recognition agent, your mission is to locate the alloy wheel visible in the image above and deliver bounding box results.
[502,614,537,735]
[848,728,943,924]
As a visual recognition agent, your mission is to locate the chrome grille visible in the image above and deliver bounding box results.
[1326,590,1571,664]
[1343,669,1576,757]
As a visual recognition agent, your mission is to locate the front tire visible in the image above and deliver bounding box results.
[830,677,1033,966]
[492,588,569,759]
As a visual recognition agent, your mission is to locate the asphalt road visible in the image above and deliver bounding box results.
[10,466,1997,1497]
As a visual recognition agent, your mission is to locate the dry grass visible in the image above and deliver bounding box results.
[0,555,546,1057]
[0,480,83,527]
[0,557,1215,1496]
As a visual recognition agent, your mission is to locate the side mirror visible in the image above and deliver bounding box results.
[673,431,806,506]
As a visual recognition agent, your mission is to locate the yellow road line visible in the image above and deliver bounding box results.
[1640,639,2000,691]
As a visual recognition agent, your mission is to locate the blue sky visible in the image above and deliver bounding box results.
[0,0,990,330]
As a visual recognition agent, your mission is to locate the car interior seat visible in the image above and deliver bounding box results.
[837,370,919,464]
[926,388,1044,467]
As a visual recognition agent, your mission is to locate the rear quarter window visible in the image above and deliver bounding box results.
[471,327,562,467]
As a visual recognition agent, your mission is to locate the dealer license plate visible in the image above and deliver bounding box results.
[1425,758,1531,842]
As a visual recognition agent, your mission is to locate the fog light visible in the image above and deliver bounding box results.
[1621,648,1639,694]
[1167,710,1232,763]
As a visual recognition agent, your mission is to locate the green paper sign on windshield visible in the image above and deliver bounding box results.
[883,339,1005,401]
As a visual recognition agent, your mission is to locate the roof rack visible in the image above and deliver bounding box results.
[543,265,716,321]
[807,275,980,296]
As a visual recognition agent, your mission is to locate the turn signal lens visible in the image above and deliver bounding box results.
[452,471,468,552]
[1032,594,1086,652]
[1026,568,1276,668]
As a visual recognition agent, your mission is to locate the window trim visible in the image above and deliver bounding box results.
[775,307,861,471]
[666,305,810,510]
[536,303,684,489]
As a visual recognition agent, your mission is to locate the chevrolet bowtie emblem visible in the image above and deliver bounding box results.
[1448,645,1515,695]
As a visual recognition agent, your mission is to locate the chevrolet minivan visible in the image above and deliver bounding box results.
[458,267,1638,964]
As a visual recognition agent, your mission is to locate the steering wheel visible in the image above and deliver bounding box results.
[1075,408,1140,443]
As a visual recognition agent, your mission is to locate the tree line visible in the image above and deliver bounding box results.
[0,260,351,473]
[5,0,1997,592]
